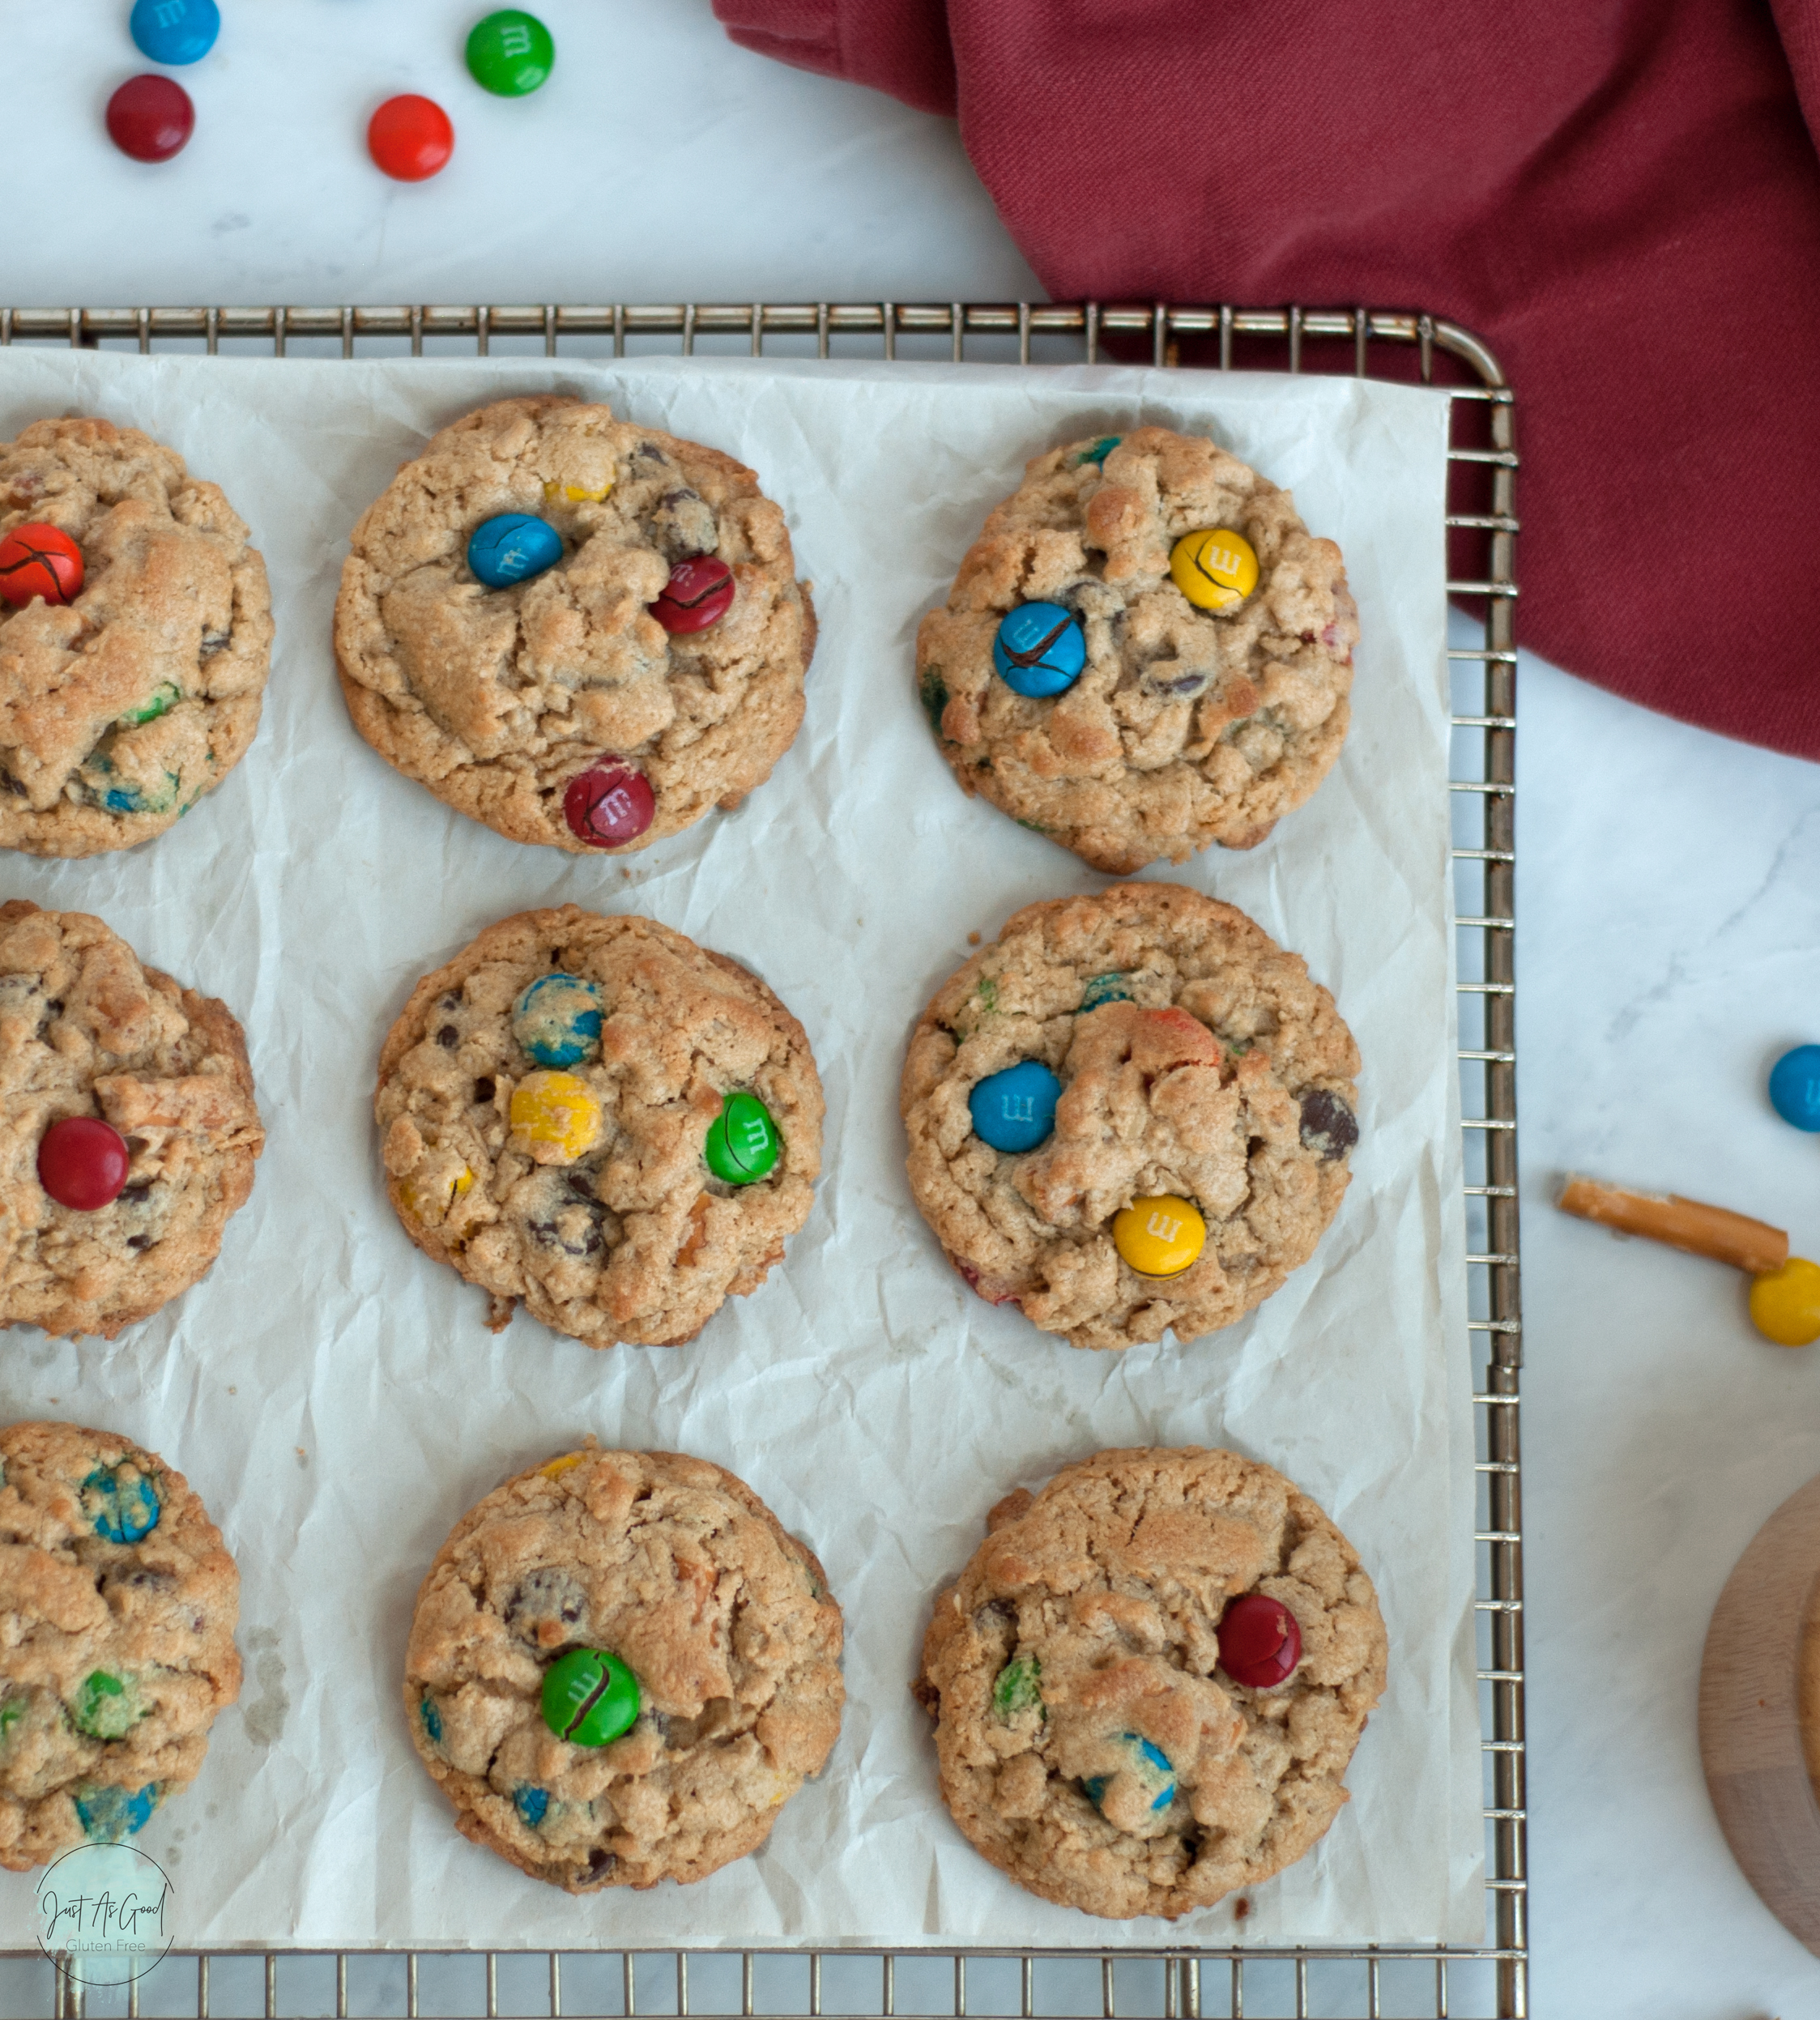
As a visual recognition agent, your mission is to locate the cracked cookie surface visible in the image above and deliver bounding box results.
[0,902,263,1339]
[0,418,272,857]
[916,427,1355,874]
[0,1419,241,1870]
[405,1445,843,1892]
[376,905,822,1349]
[915,1447,1386,1920]
[335,395,814,854]
[900,884,1358,1351]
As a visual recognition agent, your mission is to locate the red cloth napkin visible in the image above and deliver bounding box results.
[717,0,1820,763]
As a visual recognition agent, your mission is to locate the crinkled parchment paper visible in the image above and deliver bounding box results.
[0,351,1477,1948]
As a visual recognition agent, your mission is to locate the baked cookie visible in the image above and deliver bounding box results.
[376,905,822,1348]
[405,1443,843,1892]
[0,1420,241,1869]
[916,426,1356,874]
[0,417,272,857]
[915,1447,1387,1920]
[335,395,814,854]
[0,901,263,1339]
[901,883,1358,1351]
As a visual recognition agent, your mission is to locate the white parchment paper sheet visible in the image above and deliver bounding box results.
[0,351,1477,1949]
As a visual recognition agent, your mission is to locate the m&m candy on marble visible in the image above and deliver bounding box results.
[0,526,83,607]
[38,1118,130,1211]
[468,514,562,588]
[969,1059,1061,1154]
[1170,529,1259,612]
[650,557,735,634]
[106,75,194,162]
[541,1648,640,1746]
[1769,1045,1820,1131]
[564,763,654,847]
[1217,1592,1302,1688]
[467,9,556,96]
[1750,1257,1820,1348]
[130,0,220,65]
[705,1092,779,1185]
[513,974,603,1070]
[1112,1193,1205,1277]
[369,95,455,181]
[992,603,1085,697]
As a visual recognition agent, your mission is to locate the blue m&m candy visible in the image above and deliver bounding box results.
[468,514,563,589]
[130,0,220,65]
[513,974,604,1070]
[1770,1045,1820,1131]
[1083,1734,1175,1814]
[969,1059,1062,1154]
[993,603,1085,698]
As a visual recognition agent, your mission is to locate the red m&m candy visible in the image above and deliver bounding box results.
[564,764,654,848]
[1217,1593,1302,1690]
[650,557,735,634]
[106,75,195,164]
[369,96,454,181]
[38,1119,130,1212]
[0,526,83,607]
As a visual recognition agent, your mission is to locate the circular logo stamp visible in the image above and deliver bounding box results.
[34,1842,173,1986]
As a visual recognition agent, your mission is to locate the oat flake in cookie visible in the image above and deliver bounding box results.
[901,884,1358,1352]
[0,1420,241,1869]
[406,1445,843,1891]
[917,426,1357,875]
[377,905,822,1348]
[0,902,263,1339]
[915,1447,1386,1920]
[0,418,272,858]
[335,395,815,854]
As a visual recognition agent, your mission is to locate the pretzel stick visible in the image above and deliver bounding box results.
[1558,1174,1788,1275]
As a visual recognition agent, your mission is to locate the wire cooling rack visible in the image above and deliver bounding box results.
[0,302,1522,2020]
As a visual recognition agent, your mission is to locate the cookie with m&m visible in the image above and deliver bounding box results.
[335,396,814,855]
[914,1446,1386,1919]
[0,1421,241,1870]
[404,1443,842,1891]
[0,418,272,858]
[900,882,1358,1350]
[916,426,1356,873]
[0,901,263,1340]
[375,905,822,1349]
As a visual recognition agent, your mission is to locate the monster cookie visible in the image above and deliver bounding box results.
[376,905,822,1348]
[0,1420,241,1869]
[914,1447,1387,1920]
[0,417,272,857]
[916,426,1356,874]
[901,883,1358,1351]
[335,395,815,854]
[404,1444,843,1891]
[0,902,263,1338]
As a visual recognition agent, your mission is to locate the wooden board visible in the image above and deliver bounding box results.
[1699,1470,1820,1950]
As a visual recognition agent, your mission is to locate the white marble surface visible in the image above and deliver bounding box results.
[15,0,1820,2010]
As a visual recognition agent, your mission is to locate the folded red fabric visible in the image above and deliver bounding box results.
[717,0,1820,762]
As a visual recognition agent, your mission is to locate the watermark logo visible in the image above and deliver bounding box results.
[34,1843,173,1986]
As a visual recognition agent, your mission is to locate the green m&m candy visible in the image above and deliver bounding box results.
[73,1671,143,1741]
[541,1648,640,1746]
[704,1091,779,1186]
[467,9,556,96]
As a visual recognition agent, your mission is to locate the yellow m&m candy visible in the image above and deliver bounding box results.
[1749,1256,1820,1347]
[1112,1194,1206,1277]
[509,1071,603,1164]
[399,1163,473,1222]
[539,1453,586,1480]
[544,479,613,505]
[1170,528,1259,612]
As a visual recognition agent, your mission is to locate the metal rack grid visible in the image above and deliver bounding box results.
[0,301,1522,2020]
